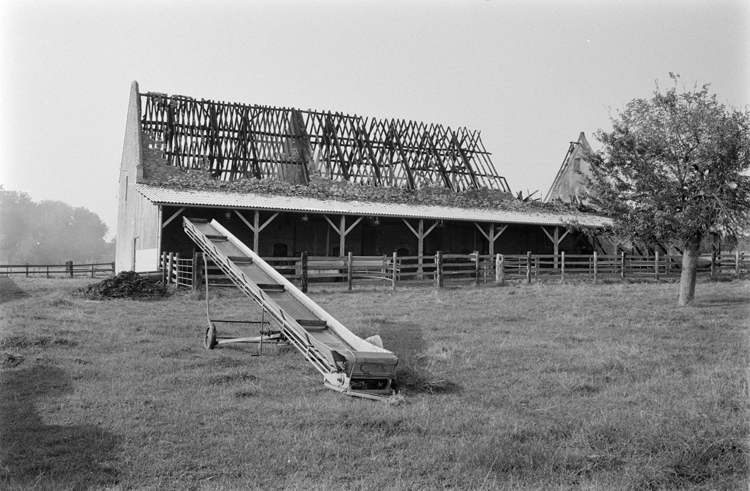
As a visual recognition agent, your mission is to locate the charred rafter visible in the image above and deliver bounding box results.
[139,92,510,192]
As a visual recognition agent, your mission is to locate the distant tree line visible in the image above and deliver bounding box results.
[0,186,114,264]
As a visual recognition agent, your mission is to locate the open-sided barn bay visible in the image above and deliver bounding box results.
[1,277,748,490]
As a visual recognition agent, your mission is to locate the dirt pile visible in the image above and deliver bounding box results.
[74,271,170,300]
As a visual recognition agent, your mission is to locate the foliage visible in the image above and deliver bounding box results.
[0,186,109,264]
[147,170,582,215]
[584,74,750,250]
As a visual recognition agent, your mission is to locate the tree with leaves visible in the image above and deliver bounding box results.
[0,186,110,264]
[585,75,750,305]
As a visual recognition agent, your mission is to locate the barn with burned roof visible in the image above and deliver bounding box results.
[116,81,609,273]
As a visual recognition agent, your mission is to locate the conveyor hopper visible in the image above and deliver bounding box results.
[183,218,398,400]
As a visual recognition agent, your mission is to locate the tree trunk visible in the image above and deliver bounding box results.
[678,235,701,306]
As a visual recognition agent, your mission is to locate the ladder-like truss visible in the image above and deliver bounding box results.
[140,92,510,192]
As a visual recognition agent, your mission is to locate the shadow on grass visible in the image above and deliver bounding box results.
[0,365,121,490]
[374,319,459,395]
[696,296,750,308]
[0,278,29,304]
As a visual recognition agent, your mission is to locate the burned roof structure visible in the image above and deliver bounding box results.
[139,90,510,192]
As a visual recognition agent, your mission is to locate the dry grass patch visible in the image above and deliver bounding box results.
[0,277,748,490]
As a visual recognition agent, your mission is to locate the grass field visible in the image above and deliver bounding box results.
[1,277,748,490]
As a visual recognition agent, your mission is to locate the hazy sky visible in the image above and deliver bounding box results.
[1,0,748,239]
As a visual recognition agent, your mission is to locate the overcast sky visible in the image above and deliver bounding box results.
[1,0,748,240]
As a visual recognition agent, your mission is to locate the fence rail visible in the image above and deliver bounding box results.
[160,250,749,292]
[0,262,115,278]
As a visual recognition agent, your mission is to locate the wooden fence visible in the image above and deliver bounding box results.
[0,262,115,278]
[161,250,749,292]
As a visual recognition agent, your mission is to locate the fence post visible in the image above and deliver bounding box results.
[526,251,531,284]
[391,252,397,291]
[495,254,504,285]
[25,263,29,278]
[91,263,95,278]
[620,252,626,280]
[710,251,716,279]
[301,252,308,293]
[111,262,115,275]
[167,253,174,285]
[46,265,49,278]
[161,252,167,284]
[175,253,181,286]
[68,261,74,278]
[347,252,353,291]
[435,251,443,289]
[593,251,598,283]
[560,251,565,282]
[736,250,741,278]
[655,251,660,281]
[473,251,480,285]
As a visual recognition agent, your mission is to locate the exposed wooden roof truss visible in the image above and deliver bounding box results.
[139,92,510,192]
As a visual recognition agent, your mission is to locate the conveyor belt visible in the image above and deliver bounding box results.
[183,217,398,400]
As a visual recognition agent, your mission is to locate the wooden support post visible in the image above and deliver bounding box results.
[560,251,565,282]
[301,252,308,293]
[340,216,347,258]
[435,251,443,289]
[111,262,115,275]
[323,215,362,259]
[655,251,660,281]
[474,223,508,260]
[526,251,531,284]
[593,251,598,283]
[620,251,626,280]
[417,219,424,278]
[402,218,439,280]
[554,227,560,269]
[347,252,353,291]
[161,252,167,284]
[489,224,495,256]
[391,252,397,291]
[473,251,480,285]
[254,211,260,252]
[540,226,570,271]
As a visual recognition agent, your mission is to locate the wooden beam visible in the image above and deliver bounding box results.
[344,216,364,236]
[322,215,363,256]
[323,215,341,235]
[402,219,439,278]
[234,210,254,231]
[474,223,508,256]
[162,207,186,228]
[540,226,570,269]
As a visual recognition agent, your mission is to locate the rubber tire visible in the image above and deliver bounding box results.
[205,323,217,350]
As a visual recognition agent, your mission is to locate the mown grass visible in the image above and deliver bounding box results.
[0,277,748,490]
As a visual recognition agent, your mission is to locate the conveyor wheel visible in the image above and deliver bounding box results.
[205,323,217,349]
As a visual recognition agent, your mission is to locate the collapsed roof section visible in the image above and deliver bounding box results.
[139,90,510,193]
